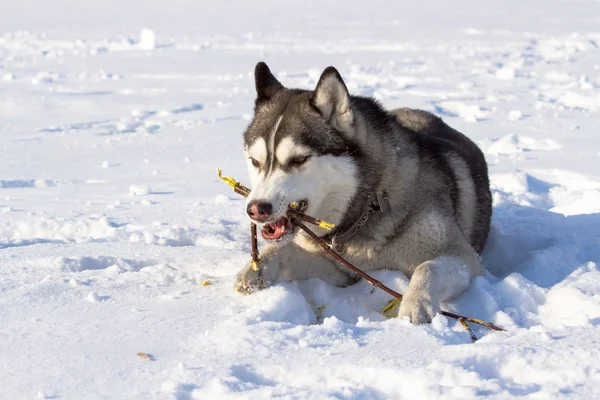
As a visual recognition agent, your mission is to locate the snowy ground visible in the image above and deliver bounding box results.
[2,0,600,398]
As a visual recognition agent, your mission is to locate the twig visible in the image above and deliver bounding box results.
[218,169,251,197]
[287,209,335,231]
[459,317,478,343]
[250,223,260,271]
[439,312,504,332]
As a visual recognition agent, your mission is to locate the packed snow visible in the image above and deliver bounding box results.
[2,0,600,398]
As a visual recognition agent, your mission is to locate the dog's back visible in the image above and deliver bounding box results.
[391,108,492,254]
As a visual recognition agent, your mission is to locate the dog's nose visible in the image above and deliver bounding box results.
[246,201,273,221]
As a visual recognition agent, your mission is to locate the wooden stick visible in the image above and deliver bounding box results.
[286,209,334,231]
[439,312,504,332]
[459,317,478,342]
[292,218,504,334]
[233,184,250,198]
[217,169,251,197]
[250,223,259,270]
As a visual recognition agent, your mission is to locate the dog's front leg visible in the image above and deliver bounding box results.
[234,244,281,294]
[398,250,482,324]
[234,242,353,294]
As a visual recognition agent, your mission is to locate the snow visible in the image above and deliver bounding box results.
[436,101,490,123]
[558,91,600,111]
[507,110,522,121]
[138,29,156,51]
[2,0,600,398]
[486,134,561,156]
[129,184,152,196]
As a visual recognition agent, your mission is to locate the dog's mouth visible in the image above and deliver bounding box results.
[260,200,307,242]
[261,216,294,241]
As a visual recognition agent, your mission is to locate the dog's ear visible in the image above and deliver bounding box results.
[255,62,283,104]
[311,67,354,133]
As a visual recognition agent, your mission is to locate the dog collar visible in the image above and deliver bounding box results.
[327,191,390,253]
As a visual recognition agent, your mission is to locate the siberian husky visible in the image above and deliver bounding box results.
[235,62,492,324]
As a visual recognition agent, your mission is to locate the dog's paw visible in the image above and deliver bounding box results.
[234,262,268,294]
[398,293,439,324]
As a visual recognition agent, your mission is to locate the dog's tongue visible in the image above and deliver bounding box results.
[261,217,291,240]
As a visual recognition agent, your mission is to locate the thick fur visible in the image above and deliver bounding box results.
[235,62,492,324]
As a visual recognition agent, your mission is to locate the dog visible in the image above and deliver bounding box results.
[234,62,492,324]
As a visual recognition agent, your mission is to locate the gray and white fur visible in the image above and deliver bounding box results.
[235,62,492,324]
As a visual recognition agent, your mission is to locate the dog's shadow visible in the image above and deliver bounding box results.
[482,204,600,288]
[446,199,600,332]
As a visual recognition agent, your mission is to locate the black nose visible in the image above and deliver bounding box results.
[246,201,273,221]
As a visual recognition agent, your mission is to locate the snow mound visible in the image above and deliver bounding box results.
[436,101,489,123]
[558,91,600,111]
[129,184,152,196]
[138,29,156,50]
[0,217,116,248]
[487,134,561,156]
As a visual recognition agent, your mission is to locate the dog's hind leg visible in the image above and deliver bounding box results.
[398,246,482,324]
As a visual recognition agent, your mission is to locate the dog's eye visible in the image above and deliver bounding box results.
[249,157,260,168]
[289,155,310,168]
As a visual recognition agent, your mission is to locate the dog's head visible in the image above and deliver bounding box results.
[243,62,362,244]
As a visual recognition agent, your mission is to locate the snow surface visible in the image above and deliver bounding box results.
[2,0,600,398]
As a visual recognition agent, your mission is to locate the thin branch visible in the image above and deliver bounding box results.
[459,317,478,342]
[250,222,260,271]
